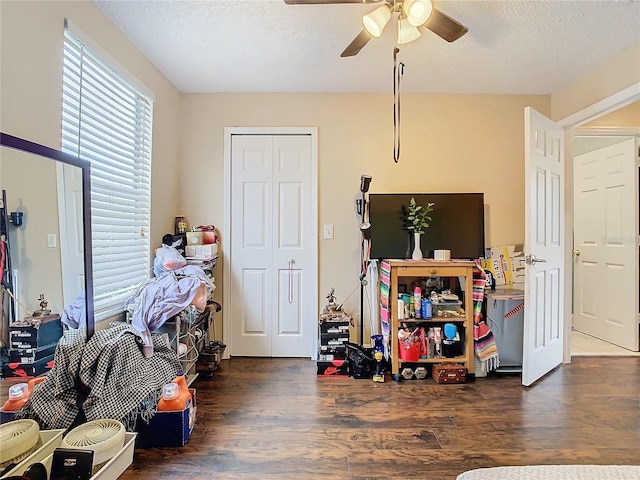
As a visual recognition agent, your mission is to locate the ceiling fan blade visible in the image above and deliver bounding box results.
[284,0,382,4]
[422,8,468,43]
[341,29,372,57]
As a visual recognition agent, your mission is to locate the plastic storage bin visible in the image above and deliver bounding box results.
[486,289,525,373]
[432,301,464,319]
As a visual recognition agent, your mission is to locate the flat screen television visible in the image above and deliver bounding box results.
[368,193,485,260]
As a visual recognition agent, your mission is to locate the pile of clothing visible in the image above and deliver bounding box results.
[124,264,214,358]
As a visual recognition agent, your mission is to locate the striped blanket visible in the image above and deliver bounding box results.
[472,264,500,371]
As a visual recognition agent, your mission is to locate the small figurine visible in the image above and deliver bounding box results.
[326,287,337,309]
[319,288,354,326]
[32,294,52,316]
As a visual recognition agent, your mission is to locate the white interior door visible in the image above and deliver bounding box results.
[229,132,317,357]
[573,138,639,350]
[522,107,565,387]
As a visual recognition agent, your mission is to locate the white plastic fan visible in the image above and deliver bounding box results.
[0,419,40,467]
[61,419,125,470]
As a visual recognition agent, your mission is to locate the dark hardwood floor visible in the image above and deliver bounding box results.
[118,356,640,480]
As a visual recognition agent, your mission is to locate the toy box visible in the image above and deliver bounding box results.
[135,388,196,448]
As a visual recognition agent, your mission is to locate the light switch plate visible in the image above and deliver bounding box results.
[323,224,334,239]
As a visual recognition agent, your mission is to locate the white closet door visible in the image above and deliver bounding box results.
[230,133,316,357]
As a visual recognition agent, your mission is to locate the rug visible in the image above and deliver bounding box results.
[457,465,640,479]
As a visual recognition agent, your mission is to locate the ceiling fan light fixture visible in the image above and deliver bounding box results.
[362,5,391,37]
[402,0,433,27]
[397,16,421,44]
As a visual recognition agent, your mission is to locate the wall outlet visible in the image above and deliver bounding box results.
[47,233,57,248]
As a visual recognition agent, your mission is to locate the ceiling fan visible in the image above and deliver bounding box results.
[284,0,469,57]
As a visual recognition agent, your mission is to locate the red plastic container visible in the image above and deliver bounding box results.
[398,340,421,362]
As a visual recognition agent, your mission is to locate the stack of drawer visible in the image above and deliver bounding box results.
[5,314,62,378]
[317,308,352,376]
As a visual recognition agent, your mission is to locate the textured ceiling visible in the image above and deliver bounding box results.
[93,0,640,94]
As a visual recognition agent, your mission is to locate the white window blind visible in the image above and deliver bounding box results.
[62,25,153,320]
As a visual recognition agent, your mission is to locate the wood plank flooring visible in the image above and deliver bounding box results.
[118,357,640,480]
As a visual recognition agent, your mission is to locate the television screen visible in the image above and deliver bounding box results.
[368,193,485,260]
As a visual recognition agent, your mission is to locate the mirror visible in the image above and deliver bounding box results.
[1,132,94,338]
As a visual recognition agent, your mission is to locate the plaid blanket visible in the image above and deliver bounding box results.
[16,322,182,431]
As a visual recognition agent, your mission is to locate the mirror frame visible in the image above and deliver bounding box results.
[1,132,95,338]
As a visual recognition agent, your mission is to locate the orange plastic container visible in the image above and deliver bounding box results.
[2,376,46,412]
[157,383,185,411]
[173,374,192,406]
[158,374,192,412]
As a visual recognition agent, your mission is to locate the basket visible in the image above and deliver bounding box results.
[398,340,421,362]
[345,343,375,379]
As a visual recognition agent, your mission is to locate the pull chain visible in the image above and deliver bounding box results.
[393,47,405,164]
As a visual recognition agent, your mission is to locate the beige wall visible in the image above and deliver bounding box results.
[3,1,633,342]
[0,1,182,320]
[0,0,182,257]
[1,149,64,317]
[180,93,550,329]
[551,42,640,121]
[583,101,640,128]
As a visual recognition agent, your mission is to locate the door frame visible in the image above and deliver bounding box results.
[557,81,640,363]
[222,127,319,359]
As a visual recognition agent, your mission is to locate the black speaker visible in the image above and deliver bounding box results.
[50,448,94,480]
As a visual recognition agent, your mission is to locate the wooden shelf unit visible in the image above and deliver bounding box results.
[381,259,475,381]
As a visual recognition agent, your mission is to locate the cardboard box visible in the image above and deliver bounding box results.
[9,315,62,349]
[482,244,525,286]
[185,243,218,258]
[8,342,57,364]
[135,388,196,448]
[186,232,203,245]
[3,354,55,378]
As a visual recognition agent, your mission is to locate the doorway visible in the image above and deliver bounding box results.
[565,97,640,358]
[572,137,639,352]
[223,127,318,358]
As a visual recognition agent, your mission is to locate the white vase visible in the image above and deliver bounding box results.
[412,232,423,260]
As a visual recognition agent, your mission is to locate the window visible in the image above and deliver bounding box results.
[61,21,153,320]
